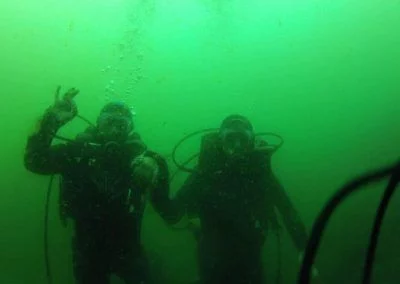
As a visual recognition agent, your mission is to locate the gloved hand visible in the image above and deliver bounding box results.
[131,155,159,191]
[44,86,79,129]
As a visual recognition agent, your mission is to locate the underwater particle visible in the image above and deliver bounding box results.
[119,54,124,60]
[130,107,137,116]
[101,68,106,73]
[136,53,144,61]
[68,20,75,32]
[105,85,111,91]
[108,87,117,95]
[110,80,115,85]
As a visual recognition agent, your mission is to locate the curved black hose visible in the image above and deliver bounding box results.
[170,153,200,182]
[53,135,75,143]
[77,114,96,128]
[51,115,95,143]
[255,132,284,153]
[171,128,218,173]
[44,175,55,284]
[362,167,400,284]
[276,229,282,284]
[298,161,399,284]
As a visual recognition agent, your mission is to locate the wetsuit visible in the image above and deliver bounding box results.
[24,115,169,284]
[152,133,308,284]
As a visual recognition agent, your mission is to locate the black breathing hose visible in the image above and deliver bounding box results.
[255,132,284,153]
[51,114,96,144]
[362,166,400,284]
[298,160,400,284]
[276,229,282,284]
[170,153,200,182]
[44,175,55,284]
[77,114,96,128]
[171,128,218,173]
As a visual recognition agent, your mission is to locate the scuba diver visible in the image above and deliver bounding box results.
[24,87,169,284]
[151,114,320,284]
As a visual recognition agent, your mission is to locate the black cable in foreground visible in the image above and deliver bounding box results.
[276,229,282,284]
[362,166,400,284]
[44,175,55,284]
[298,160,400,284]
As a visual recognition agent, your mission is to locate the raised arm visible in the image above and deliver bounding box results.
[24,87,79,174]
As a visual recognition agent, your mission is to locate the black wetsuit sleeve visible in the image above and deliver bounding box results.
[150,163,203,225]
[24,113,70,174]
[268,172,309,252]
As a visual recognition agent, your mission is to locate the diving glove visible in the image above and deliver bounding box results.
[131,155,160,191]
[42,86,79,130]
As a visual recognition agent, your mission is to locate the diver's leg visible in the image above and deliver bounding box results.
[248,256,264,284]
[116,247,150,284]
[72,224,111,284]
[197,241,224,284]
[234,251,264,284]
[202,247,263,284]
[72,238,110,284]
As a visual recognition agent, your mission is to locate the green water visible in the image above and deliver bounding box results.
[0,0,399,283]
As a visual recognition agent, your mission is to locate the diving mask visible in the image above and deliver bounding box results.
[97,112,133,142]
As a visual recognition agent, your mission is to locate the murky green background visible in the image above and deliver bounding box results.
[0,0,399,283]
